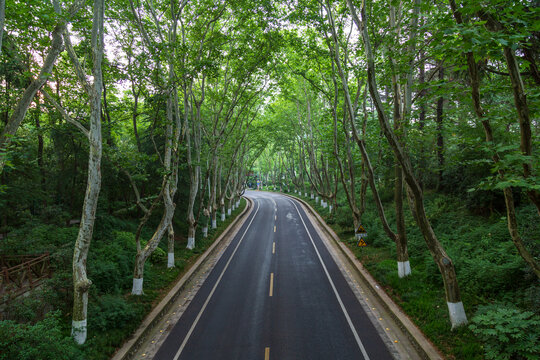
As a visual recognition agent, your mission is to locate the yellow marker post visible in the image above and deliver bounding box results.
[265,347,270,360]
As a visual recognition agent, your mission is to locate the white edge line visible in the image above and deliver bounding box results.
[172,200,261,360]
[288,198,371,360]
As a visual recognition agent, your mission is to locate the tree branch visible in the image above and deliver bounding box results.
[41,89,90,138]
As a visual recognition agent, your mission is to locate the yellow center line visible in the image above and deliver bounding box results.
[275,215,277,220]
[274,225,276,232]
[265,347,270,360]
[272,242,275,254]
[269,273,274,297]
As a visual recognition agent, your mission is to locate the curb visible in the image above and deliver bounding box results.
[111,197,254,360]
[283,193,444,360]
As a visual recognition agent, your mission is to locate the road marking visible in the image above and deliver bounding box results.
[275,215,277,220]
[265,347,270,360]
[171,200,261,360]
[269,273,274,297]
[289,199,371,360]
[274,225,276,232]
[272,242,275,254]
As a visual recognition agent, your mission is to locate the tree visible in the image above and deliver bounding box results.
[0,0,85,174]
[448,0,540,279]
[41,0,105,344]
[347,0,468,328]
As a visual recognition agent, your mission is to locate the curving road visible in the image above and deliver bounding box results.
[153,191,393,360]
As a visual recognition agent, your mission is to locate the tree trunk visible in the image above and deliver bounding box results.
[132,89,142,153]
[389,3,410,278]
[71,0,104,344]
[212,210,217,228]
[418,49,426,189]
[132,204,175,294]
[167,223,175,268]
[436,64,445,190]
[0,0,5,56]
[502,47,540,215]
[132,252,145,294]
[395,167,410,277]
[34,96,46,195]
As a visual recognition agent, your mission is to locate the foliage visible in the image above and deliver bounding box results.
[0,198,247,358]
[470,304,540,360]
[0,311,84,360]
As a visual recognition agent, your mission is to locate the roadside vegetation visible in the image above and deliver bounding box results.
[0,199,246,360]
[1,0,538,359]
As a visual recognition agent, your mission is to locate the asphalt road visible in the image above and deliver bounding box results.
[154,191,393,360]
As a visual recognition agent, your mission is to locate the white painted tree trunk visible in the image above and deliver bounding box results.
[167,223,174,268]
[329,205,332,213]
[186,224,196,250]
[132,277,144,295]
[447,302,467,329]
[72,318,87,345]
[315,196,319,203]
[397,260,411,278]
[228,208,231,216]
[203,225,208,238]
[212,211,217,228]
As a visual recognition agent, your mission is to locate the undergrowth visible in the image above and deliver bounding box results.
[0,199,247,360]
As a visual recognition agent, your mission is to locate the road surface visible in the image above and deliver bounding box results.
[154,191,394,360]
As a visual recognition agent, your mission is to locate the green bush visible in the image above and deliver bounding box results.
[89,295,143,333]
[0,311,83,360]
[335,206,353,228]
[469,304,540,360]
[89,237,134,294]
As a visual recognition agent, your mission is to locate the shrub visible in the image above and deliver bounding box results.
[89,295,143,333]
[0,311,83,360]
[469,304,540,360]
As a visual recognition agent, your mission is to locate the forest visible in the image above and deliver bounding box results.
[0,0,538,359]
